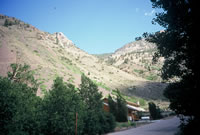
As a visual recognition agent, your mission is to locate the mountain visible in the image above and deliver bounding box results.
[101,39,164,82]
[0,14,167,103]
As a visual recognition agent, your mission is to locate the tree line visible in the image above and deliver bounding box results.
[0,63,117,135]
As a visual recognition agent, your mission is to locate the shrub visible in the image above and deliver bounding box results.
[148,102,162,120]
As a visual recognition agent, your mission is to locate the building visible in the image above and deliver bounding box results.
[103,98,145,121]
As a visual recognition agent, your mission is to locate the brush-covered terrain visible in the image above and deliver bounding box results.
[0,14,169,108]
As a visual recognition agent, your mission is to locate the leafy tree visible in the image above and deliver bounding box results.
[79,74,103,110]
[79,74,103,134]
[0,77,41,135]
[79,74,116,134]
[41,77,85,135]
[7,63,39,93]
[148,102,162,120]
[144,0,199,134]
[1,64,116,135]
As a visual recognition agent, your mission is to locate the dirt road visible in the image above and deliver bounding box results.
[108,116,180,135]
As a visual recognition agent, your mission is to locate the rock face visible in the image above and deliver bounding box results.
[102,39,164,82]
[114,39,156,55]
[53,32,73,47]
[0,14,167,101]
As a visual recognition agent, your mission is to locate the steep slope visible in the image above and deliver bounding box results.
[102,39,164,82]
[95,40,167,100]
[0,14,167,102]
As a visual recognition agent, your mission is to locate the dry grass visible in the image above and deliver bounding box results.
[0,15,168,104]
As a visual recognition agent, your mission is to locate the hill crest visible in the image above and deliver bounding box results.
[0,14,167,104]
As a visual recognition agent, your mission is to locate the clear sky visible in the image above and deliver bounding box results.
[0,0,164,54]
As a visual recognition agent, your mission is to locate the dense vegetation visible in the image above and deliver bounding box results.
[108,91,128,122]
[145,0,199,134]
[148,102,162,120]
[0,64,116,135]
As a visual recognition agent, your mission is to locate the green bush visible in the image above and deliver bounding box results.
[148,102,162,120]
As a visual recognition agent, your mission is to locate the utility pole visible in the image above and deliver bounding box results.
[75,112,78,135]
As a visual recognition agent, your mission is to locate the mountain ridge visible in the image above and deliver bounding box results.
[0,14,168,105]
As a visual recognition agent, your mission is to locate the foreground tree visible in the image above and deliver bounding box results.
[41,77,85,135]
[145,0,199,134]
[0,67,41,134]
[1,64,116,134]
[79,74,115,134]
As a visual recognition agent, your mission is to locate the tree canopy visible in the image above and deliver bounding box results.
[146,0,199,134]
[0,64,116,135]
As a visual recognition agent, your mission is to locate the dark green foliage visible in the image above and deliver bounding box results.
[116,90,128,122]
[79,74,103,111]
[145,0,199,134]
[108,91,128,122]
[79,74,103,134]
[41,77,85,135]
[0,65,116,135]
[98,111,116,134]
[7,63,39,93]
[108,94,117,118]
[148,102,162,120]
[79,74,115,134]
[0,77,41,135]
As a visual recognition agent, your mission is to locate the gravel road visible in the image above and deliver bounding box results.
[108,116,180,135]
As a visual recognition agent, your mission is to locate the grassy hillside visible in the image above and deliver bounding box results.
[101,40,164,82]
[0,14,168,107]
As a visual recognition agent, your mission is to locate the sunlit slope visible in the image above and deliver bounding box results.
[0,14,167,101]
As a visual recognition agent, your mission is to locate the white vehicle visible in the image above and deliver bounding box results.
[141,116,150,120]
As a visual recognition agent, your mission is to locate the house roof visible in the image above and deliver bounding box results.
[103,98,146,112]
[126,104,145,112]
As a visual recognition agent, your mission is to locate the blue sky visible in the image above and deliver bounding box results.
[0,0,164,54]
